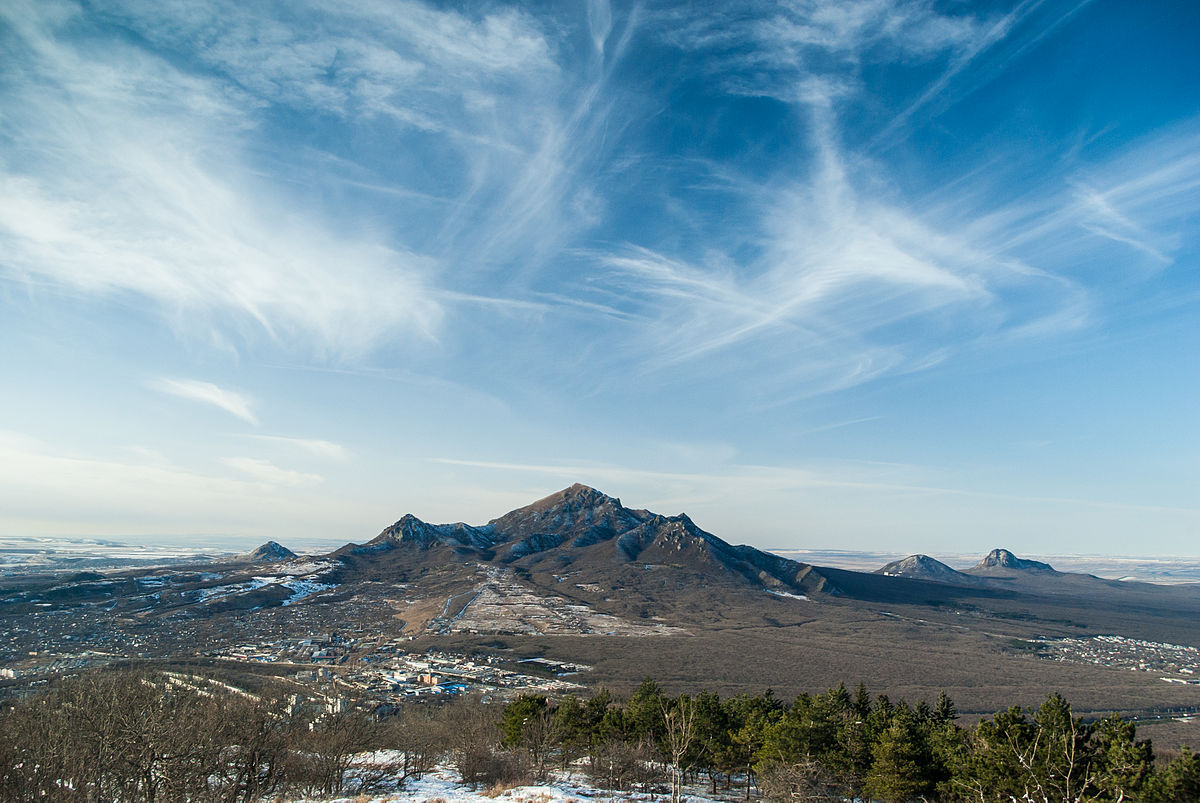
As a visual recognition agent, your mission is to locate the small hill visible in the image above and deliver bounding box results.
[243,541,296,562]
[876,554,974,584]
[968,548,1056,574]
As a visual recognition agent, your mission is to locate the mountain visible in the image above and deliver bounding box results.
[243,541,296,562]
[495,485,833,593]
[876,554,974,584]
[8,483,1200,716]
[369,514,496,551]
[342,484,833,598]
[488,483,651,549]
[968,548,1057,574]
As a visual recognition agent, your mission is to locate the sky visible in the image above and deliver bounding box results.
[1,0,1197,557]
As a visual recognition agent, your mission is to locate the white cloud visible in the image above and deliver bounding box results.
[0,0,442,358]
[149,378,258,425]
[660,0,1003,105]
[595,104,1080,398]
[222,457,322,487]
[244,435,349,461]
[975,121,1200,280]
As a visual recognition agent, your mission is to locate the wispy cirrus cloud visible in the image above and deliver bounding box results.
[243,435,349,461]
[658,0,1006,105]
[148,378,258,425]
[0,0,639,355]
[975,121,1200,279]
[221,457,321,487]
[593,99,1082,399]
[0,0,536,358]
[104,0,625,285]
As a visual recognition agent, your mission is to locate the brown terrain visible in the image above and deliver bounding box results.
[2,484,1198,745]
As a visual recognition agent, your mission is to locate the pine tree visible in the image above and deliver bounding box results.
[865,717,931,803]
[1144,747,1200,803]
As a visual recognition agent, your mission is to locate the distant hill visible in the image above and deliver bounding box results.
[876,554,974,584]
[967,548,1057,575]
[243,541,296,562]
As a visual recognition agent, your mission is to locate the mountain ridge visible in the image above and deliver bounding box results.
[344,484,833,597]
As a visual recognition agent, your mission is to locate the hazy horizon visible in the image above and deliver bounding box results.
[6,530,1200,585]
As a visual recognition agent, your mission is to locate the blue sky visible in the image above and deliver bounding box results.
[1,0,1197,556]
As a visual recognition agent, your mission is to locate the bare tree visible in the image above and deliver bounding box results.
[663,696,697,803]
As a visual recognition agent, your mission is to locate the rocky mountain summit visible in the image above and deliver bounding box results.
[969,548,1057,574]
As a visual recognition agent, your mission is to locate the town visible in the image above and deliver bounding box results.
[1039,634,1200,684]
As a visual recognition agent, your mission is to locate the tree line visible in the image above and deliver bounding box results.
[1,668,1198,801]
[499,679,1200,803]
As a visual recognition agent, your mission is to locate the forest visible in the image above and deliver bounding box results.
[1,668,1198,802]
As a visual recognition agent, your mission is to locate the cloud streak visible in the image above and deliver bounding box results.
[149,378,258,424]
[222,457,322,487]
[243,435,349,461]
[0,0,444,358]
[592,100,1082,400]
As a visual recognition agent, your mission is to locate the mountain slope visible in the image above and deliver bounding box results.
[487,485,832,596]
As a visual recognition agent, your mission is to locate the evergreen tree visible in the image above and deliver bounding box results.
[499,693,548,748]
[1143,747,1200,803]
[625,678,666,745]
[852,682,872,719]
[956,705,1036,801]
[692,690,731,794]
[933,691,957,724]
[552,694,589,768]
[864,715,931,803]
[1090,713,1152,801]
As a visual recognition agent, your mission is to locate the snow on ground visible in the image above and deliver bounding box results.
[281,579,338,606]
[195,565,339,604]
[282,559,339,575]
[311,766,723,803]
[195,577,278,601]
[766,589,808,601]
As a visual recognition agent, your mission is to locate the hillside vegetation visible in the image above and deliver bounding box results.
[2,669,1199,802]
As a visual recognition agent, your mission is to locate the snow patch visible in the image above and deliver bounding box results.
[766,589,809,601]
[281,579,337,606]
[308,764,722,803]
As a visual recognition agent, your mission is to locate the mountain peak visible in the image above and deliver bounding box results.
[875,554,970,583]
[244,541,296,562]
[973,548,1055,573]
[547,483,619,508]
[371,514,494,550]
[486,484,643,542]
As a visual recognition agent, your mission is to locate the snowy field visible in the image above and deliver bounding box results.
[303,765,723,803]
